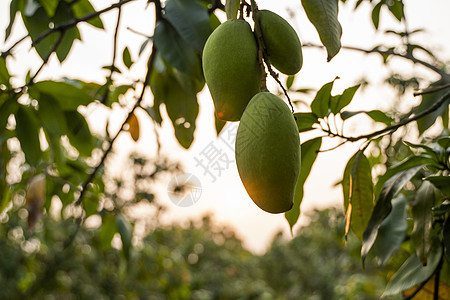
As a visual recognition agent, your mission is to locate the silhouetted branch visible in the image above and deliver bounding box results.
[322,89,450,143]
[303,43,450,82]
[101,6,123,103]
[1,0,136,57]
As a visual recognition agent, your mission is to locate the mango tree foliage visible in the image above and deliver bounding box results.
[0,0,449,298]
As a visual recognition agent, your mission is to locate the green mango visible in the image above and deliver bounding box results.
[235,92,301,213]
[203,19,261,121]
[257,9,303,75]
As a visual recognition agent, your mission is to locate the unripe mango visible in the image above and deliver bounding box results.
[257,9,303,75]
[203,19,261,121]
[235,92,301,213]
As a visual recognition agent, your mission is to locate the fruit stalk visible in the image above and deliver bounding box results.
[250,0,268,91]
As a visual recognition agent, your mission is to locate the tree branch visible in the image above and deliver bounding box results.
[323,89,450,143]
[101,6,123,104]
[63,0,163,249]
[1,0,136,57]
[303,43,450,82]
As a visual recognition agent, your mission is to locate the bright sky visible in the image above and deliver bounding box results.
[1,0,449,253]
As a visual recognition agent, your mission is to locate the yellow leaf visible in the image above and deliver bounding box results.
[26,174,46,229]
[126,112,140,142]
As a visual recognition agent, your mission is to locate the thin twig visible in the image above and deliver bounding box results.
[323,89,450,143]
[126,27,152,38]
[63,0,163,249]
[101,6,123,104]
[250,0,294,113]
[303,43,450,82]
[402,279,429,300]
[250,0,268,91]
[1,35,28,58]
[414,82,450,96]
[1,0,136,58]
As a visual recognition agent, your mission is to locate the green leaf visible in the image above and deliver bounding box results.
[215,114,227,136]
[23,3,81,62]
[342,150,374,240]
[387,0,404,21]
[340,110,393,125]
[164,0,211,52]
[310,80,334,118]
[164,79,199,149]
[0,141,12,213]
[5,0,23,42]
[425,176,450,198]
[371,195,408,266]
[437,136,450,150]
[153,20,202,77]
[415,81,450,135]
[209,13,221,31]
[371,0,384,29]
[72,0,104,29]
[375,155,434,197]
[294,112,318,132]
[98,213,117,252]
[412,181,435,265]
[330,84,360,114]
[225,0,240,20]
[83,195,99,218]
[0,57,11,86]
[36,94,67,136]
[64,111,94,157]
[383,246,443,296]
[30,80,92,110]
[116,214,133,259]
[15,106,42,165]
[122,47,132,69]
[37,0,58,17]
[362,165,423,262]
[403,141,444,164]
[0,99,18,133]
[301,0,342,61]
[286,75,295,90]
[285,137,322,230]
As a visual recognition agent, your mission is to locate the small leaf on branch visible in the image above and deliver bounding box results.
[331,84,360,114]
[310,80,335,118]
[294,112,318,132]
[301,0,342,61]
[122,47,133,69]
[15,106,42,165]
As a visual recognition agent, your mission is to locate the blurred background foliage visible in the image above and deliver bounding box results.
[0,193,388,299]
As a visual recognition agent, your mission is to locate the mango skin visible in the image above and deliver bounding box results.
[203,19,261,121]
[235,92,301,213]
[257,9,303,75]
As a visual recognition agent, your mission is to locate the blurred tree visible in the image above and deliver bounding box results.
[0,0,449,298]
